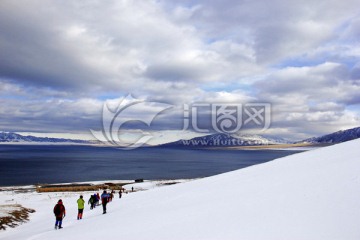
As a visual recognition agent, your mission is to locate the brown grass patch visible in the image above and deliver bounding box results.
[0,204,35,230]
[36,182,130,193]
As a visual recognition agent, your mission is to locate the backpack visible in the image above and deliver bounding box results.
[54,204,61,215]
[101,194,109,203]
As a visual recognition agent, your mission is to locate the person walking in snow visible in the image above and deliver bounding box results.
[93,193,99,207]
[96,193,100,205]
[53,199,66,229]
[109,190,114,202]
[88,195,95,209]
[101,190,110,214]
[77,195,85,220]
[119,190,122,198]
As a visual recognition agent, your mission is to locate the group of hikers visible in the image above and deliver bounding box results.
[53,188,127,230]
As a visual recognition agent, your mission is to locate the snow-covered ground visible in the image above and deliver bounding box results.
[1,139,360,240]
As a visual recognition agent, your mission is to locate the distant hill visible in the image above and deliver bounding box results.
[4,126,359,147]
[160,126,360,148]
[161,133,291,148]
[301,126,360,144]
[0,132,91,144]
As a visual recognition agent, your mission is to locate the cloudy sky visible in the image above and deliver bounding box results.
[0,0,359,142]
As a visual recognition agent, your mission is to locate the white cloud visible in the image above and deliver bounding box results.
[0,0,359,139]
[256,62,357,103]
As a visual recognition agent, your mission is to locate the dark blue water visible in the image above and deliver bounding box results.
[0,145,302,186]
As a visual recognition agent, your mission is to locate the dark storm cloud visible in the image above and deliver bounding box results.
[145,62,204,82]
[0,1,110,91]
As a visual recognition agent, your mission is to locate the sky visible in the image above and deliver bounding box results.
[0,0,359,142]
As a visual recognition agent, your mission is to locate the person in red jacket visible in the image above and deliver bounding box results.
[53,199,66,229]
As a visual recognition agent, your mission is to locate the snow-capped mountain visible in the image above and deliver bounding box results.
[0,132,90,144]
[231,133,291,144]
[301,126,360,144]
[162,133,290,147]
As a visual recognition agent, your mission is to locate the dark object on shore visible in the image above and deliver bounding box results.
[135,179,143,183]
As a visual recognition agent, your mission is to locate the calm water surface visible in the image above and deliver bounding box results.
[0,145,302,186]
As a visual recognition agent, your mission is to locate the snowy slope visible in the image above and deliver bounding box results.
[1,139,360,240]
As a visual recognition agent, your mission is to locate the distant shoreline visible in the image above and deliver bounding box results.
[0,179,197,192]
[223,143,331,150]
[0,141,326,150]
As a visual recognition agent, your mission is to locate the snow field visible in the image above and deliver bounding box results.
[0,139,359,239]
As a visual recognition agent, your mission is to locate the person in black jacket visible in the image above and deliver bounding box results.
[53,199,66,229]
[88,195,95,209]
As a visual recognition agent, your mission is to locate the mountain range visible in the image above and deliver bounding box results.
[300,126,360,144]
[161,126,360,147]
[162,133,290,147]
[1,126,360,147]
[0,132,90,144]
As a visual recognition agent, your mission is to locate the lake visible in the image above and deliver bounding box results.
[0,144,302,186]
